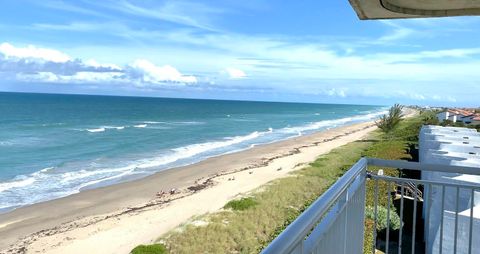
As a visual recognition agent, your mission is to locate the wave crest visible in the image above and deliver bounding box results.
[87,128,105,133]
[0,177,36,192]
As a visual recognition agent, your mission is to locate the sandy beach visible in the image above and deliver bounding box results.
[0,121,378,254]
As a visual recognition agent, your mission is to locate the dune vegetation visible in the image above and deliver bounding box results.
[132,111,426,254]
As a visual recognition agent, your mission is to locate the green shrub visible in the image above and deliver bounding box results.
[131,244,167,254]
[365,206,401,231]
[224,197,258,211]
[440,119,453,127]
[420,110,440,125]
[454,121,465,127]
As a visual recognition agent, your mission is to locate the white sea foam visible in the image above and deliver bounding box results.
[230,118,259,122]
[0,137,43,146]
[169,121,205,126]
[0,141,13,146]
[33,167,54,175]
[173,131,261,157]
[143,121,164,124]
[131,130,266,170]
[59,165,136,184]
[104,126,125,130]
[134,124,147,128]
[48,130,267,190]
[87,127,105,133]
[280,110,387,135]
[77,168,142,190]
[48,130,267,191]
[85,126,126,132]
[0,177,36,192]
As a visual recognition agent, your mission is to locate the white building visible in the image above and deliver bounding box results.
[436,109,479,125]
[436,110,457,123]
[419,126,480,254]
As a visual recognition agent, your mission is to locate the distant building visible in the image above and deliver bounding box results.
[436,109,479,125]
[436,110,458,123]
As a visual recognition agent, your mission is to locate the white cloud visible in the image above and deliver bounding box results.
[0,42,71,63]
[224,67,247,79]
[325,88,347,98]
[0,42,197,87]
[433,95,457,103]
[17,71,123,83]
[64,72,123,83]
[0,36,476,104]
[0,43,120,75]
[85,59,122,71]
[128,59,197,84]
[17,72,59,82]
[378,21,415,42]
[98,0,224,31]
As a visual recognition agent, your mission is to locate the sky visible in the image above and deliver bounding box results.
[0,0,480,106]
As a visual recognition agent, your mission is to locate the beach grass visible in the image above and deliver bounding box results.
[131,244,167,254]
[133,115,423,254]
[224,197,258,211]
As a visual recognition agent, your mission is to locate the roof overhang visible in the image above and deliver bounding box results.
[349,0,480,20]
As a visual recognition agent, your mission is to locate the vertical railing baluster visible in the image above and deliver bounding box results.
[440,185,445,254]
[386,181,391,254]
[343,191,348,254]
[373,178,379,254]
[468,188,475,254]
[454,186,459,254]
[411,183,417,254]
[425,183,432,254]
[398,183,404,254]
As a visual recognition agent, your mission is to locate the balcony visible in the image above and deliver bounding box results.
[261,158,480,254]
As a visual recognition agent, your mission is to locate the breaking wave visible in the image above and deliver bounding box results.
[0,109,386,212]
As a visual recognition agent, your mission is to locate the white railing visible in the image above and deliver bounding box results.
[262,158,368,254]
[261,158,480,254]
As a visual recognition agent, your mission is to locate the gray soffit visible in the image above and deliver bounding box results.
[349,0,480,20]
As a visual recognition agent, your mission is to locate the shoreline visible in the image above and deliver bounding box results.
[0,121,378,254]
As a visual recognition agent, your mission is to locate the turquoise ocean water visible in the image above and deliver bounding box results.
[0,92,386,212]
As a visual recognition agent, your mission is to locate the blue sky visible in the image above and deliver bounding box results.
[0,0,479,106]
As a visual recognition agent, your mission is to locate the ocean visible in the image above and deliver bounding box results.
[0,92,386,212]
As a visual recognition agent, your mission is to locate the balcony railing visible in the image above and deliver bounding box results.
[261,158,480,254]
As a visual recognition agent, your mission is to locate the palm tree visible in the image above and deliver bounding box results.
[375,104,404,133]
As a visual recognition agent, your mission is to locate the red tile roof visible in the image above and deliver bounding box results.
[447,109,475,117]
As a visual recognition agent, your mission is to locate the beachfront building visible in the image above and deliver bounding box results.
[436,110,458,123]
[419,126,480,253]
[261,1,480,253]
[460,113,480,125]
[436,109,480,125]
